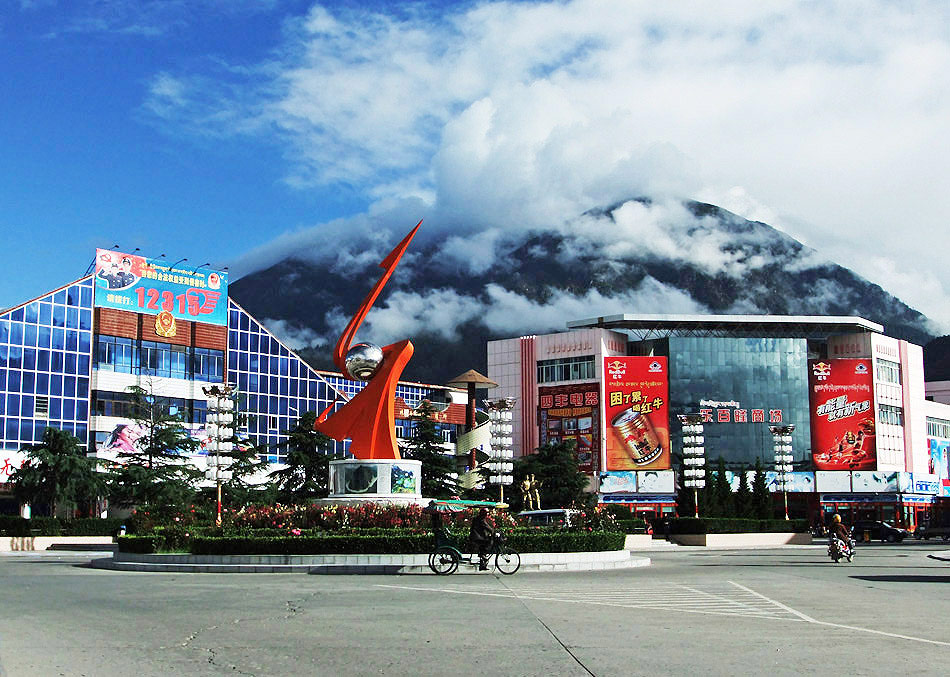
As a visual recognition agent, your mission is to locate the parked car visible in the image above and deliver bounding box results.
[517,509,581,528]
[914,520,950,541]
[851,520,908,542]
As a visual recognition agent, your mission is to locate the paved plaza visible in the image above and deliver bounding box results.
[2,541,949,676]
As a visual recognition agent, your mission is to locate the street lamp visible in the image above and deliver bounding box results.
[484,398,515,504]
[203,384,235,527]
[678,414,706,518]
[770,424,795,521]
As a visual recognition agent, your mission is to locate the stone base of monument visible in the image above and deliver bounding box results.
[317,459,426,506]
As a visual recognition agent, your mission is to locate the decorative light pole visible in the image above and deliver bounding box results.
[202,384,235,527]
[678,414,706,518]
[484,398,516,504]
[770,424,795,521]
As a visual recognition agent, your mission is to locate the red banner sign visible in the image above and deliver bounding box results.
[808,359,877,470]
[538,383,600,471]
[603,356,670,471]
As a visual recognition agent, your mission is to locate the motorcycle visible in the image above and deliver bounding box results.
[828,535,855,563]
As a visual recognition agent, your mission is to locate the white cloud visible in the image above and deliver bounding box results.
[157,0,950,325]
[260,318,327,350]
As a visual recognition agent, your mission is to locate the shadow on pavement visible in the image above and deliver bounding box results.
[850,574,950,583]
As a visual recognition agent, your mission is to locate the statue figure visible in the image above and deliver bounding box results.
[520,476,532,509]
[529,474,543,510]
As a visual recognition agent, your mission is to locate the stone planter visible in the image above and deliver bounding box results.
[1,536,115,552]
[671,532,811,547]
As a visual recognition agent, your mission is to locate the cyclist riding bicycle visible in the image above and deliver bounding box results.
[469,508,495,571]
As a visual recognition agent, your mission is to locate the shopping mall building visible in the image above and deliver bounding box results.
[0,250,464,514]
[488,315,950,528]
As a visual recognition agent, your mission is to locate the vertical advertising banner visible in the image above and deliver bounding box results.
[538,383,600,471]
[603,356,670,471]
[94,248,229,326]
[808,359,876,470]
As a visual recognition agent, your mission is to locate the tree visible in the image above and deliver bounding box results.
[401,400,458,499]
[699,463,720,518]
[267,411,340,502]
[713,457,734,518]
[675,458,696,517]
[734,464,752,518]
[106,385,202,512]
[751,457,771,518]
[514,440,590,511]
[10,428,105,519]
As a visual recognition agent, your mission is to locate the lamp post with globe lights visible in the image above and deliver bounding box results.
[203,384,235,527]
[484,398,515,504]
[770,424,795,520]
[679,414,706,518]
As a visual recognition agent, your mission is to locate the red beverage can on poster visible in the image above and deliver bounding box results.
[611,408,663,465]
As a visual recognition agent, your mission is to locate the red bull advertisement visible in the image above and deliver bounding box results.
[94,248,228,326]
[808,359,876,470]
[603,356,670,471]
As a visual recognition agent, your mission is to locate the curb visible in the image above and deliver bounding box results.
[88,550,650,574]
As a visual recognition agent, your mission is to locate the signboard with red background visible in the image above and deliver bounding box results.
[538,383,600,472]
[603,356,670,471]
[808,359,877,470]
[94,248,228,326]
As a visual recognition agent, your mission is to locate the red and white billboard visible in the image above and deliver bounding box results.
[603,356,670,471]
[538,383,600,472]
[808,359,876,470]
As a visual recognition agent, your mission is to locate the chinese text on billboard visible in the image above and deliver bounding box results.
[538,383,600,472]
[603,356,670,471]
[808,359,876,470]
[94,248,228,326]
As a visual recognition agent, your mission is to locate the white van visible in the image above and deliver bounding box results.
[517,509,581,528]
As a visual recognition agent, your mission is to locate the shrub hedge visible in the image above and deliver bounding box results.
[613,519,648,534]
[669,517,808,534]
[117,535,166,553]
[0,516,127,537]
[181,529,627,556]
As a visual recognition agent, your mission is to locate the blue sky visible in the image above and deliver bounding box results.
[3,1,950,332]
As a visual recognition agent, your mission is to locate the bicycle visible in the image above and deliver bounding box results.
[428,529,521,575]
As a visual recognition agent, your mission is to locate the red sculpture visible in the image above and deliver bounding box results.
[313,221,422,459]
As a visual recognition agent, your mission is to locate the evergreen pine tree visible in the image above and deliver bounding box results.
[675,460,696,517]
[700,463,720,517]
[713,457,734,518]
[401,399,459,499]
[11,427,105,519]
[734,464,752,518]
[515,440,590,510]
[751,457,772,518]
[267,411,340,501]
[107,385,202,513]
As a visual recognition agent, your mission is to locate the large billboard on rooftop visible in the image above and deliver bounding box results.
[94,248,228,327]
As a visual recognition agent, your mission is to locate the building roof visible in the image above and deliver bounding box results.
[566,314,884,340]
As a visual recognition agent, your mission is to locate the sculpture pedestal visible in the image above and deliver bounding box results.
[324,459,424,505]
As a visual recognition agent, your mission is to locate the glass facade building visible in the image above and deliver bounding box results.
[657,336,812,467]
[0,276,459,472]
[0,278,94,452]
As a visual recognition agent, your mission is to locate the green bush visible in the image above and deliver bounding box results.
[0,515,31,536]
[63,518,125,536]
[669,517,706,534]
[190,533,434,556]
[505,530,625,552]
[614,519,648,534]
[117,535,164,553]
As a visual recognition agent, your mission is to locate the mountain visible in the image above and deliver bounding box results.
[230,198,935,385]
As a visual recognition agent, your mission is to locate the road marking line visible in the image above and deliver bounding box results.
[375,584,802,621]
[728,581,950,647]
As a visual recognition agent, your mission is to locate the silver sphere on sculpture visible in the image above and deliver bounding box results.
[345,342,384,380]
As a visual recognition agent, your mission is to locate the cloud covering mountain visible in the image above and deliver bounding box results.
[230,198,933,384]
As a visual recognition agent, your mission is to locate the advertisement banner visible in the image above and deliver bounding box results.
[808,359,876,470]
[538,383,600,471]
[927,438,950,480]
[851,471,899,493]
[815,471,852,493]
[599,471,637,494]
[94,248,228,326]
[603,356,670,471]
[637,470,675,493]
